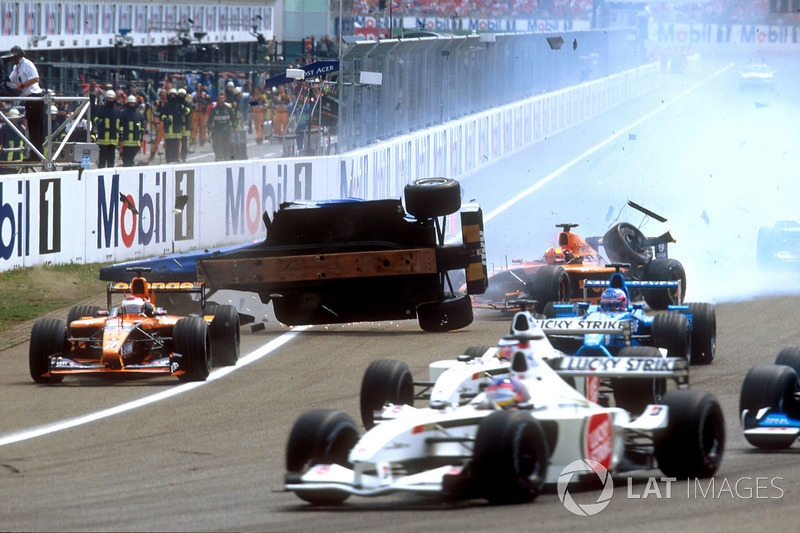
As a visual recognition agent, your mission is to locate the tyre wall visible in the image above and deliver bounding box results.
[0,62,659,271]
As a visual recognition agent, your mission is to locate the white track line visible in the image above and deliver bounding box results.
[0,326,309,448]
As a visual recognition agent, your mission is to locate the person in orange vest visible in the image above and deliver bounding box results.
[190,83,211,147]
[251,86,270,144]
[147,88,167,163]
[0,108,26,174]
[272,85,290,136]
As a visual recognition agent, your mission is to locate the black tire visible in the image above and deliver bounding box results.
[285,409,360,505]
[655,390,725,478]
[651,312,691,363]
[67,305,102,326]
[472,410,549,504]
[775,346,800,376]
[403,178,461,219]
[602,222,651,266]
[29,318,67,384]
[173,316,211,382]
[542,301,557,318]
[463,345,492,360]
[739,364,799,449]
[359,359,414,429]
[417,293,473,332]
[527,265,570,315]
[208,304,240,367]
[687,303,716,365]
[610,346,667,415]
[643,258,687,310]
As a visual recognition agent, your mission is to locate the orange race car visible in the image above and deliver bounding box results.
[472,202,686,314]
[29,269,240,384]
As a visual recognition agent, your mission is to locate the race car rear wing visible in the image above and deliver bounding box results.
[535,317,631,337]
[105,281,206,311]
[548,355,689,386]
[582,279,681,301]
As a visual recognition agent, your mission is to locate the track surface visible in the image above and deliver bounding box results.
[3,52,800,531]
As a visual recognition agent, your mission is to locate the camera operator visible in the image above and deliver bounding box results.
[2,46,44,158]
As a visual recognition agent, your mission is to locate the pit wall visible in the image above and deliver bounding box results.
[0,62,660,272]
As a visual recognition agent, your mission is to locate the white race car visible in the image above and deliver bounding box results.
[284,314,724,505]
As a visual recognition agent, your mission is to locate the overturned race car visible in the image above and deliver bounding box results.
[283,313,724,506]
[28,269,240,384]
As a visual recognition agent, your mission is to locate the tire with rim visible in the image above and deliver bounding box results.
[654,390,725,478]
[403,178,461,219]
[67,305,102,326]
[739,364,799,449]
[687,303,716,365]
[775,346,800,376]
[611,346,667,415]
[527,265,570,315]
[471,410,549,504]
[602,222,651,266]
[208,304,240,367]
[651,312,691,363]
[285,409,360,505]
[643,258,687,310]
[417,293,473,332]
[359,359,414,429]
[29,318,67,384]
[173,316,211,382]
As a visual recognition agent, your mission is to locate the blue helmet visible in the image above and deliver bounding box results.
[486,377,530,409]
[600,288,627,311]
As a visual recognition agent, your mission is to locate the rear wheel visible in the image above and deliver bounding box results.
[173,316,211,382]
[285,409,360,505]
[208,304,240,367]
[655,390,725,478]
[687,303,716,365]
[643,258,687,310]
[403,178,461,219]
[472,410,549,504]
[775,346,800,376]
[610,346,667,415]
[651,312,691,363]
[29,318,67,384]
[67,305,102,326]
[527,265,570,315]
[602,223,650,266]
[463,345,492,360]
[739,364,799,449]
[417,293,473,332]
[359,359,414,429]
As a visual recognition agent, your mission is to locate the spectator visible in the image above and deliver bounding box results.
[0,108,26,173]
[119,94,143,167]
[93,89,121,168]
[3,46,44,158]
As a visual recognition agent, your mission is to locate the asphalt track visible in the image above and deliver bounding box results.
[2,51,800,531]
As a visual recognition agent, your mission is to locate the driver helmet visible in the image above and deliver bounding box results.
[544,246,566,264]
[120,296,146,316]
[486,377,530,409]
[600,287,627,312]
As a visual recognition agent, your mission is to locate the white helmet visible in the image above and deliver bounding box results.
[50,105,58,114]
[105,89,116,100]
[121,296,145,316]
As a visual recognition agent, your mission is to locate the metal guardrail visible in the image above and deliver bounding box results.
[0,93,92,173]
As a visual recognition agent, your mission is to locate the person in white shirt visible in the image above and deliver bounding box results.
[4,46,43,157]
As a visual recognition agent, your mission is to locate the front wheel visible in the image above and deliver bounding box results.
[29,318,67,384]
[472,410,549,504]
[208,304,240,367]
[359,359,414,429]
[739,364,799,449]
[417,293,473,332]
[655,390,725,478]
[173,316,211,382]
[527,265,570,315]
[602,223,650,266]
[285,409,360,505]
[651,312,691,364]
[687,303,716,365]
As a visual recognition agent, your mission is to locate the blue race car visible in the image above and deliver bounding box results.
[739,347,800,449]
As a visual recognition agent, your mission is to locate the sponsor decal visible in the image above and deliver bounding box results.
[537,318,625,331]
[559,357,679,373]
[585,413,612,469]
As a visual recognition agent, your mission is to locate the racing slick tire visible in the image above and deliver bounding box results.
[208,304,240,367]
[463,345,492,360]
[29,318,67,384]
[775,346,800,376]
[655,390,725,478]
[527,265,570,315]
[651,312,691,364]
[285,409,360,505]
[66,305,102,326]
[602,222,651,266]
[643,258,687,310]
[739,364,800,449]
[359,359,414,429]
[472,410,549,504]
[687,303,716,365]
[417,293,474,332]
[403,177,461,219]
[173,316,211,382]
[610,346,667,416]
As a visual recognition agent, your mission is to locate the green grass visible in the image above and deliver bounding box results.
[0,262,110,333]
